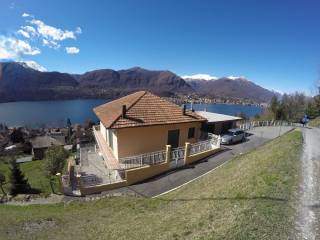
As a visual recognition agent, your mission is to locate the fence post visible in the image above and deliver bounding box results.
[217,135,222,148]
[76,174,82,194]
[166,145,171,164]
[56,173,63,194]
[184,142,190,165]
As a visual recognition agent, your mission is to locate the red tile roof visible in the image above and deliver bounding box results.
[93,91,205,129]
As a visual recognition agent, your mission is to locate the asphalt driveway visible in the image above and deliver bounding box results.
[96,126,293,198]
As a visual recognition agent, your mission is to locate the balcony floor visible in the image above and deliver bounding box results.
[79,146,122,184]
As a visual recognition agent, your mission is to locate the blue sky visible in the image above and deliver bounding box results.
[0,0,320,94]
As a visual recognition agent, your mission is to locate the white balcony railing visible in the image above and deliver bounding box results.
[119,150,167,169]
[189,134,220,156]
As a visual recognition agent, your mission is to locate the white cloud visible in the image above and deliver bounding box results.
[182,74,218,81]
[0,36,40,59]
[42,39,60,49]
[1,13,82,62]
[65,47,80,54]
[17,29,30,38]
[28,19,79,42]
[22,13,33,18]
[76,27,82,34]
[21,26,38,37]
[0,47,13,59]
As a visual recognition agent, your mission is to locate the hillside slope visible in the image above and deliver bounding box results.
[185,77,278,103]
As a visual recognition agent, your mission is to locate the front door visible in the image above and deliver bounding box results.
[167,129,180,148]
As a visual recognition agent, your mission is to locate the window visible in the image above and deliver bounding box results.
[188,127,195,139]
[235,130,243,136]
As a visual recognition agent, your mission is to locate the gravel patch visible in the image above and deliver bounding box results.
[295,128,320,240]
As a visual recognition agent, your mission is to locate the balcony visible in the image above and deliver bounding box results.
[93,125,120,170]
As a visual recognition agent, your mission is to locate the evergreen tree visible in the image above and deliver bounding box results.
[10,128,24,143]
[66,118,73,143]
[9,160,31,195]
[84,118,95,130]
[67,117,72,129]
[305,102,318,119]
[269,96,279,119]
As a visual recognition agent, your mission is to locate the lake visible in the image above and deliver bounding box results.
[0,99,263,127]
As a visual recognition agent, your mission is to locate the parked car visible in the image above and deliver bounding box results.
[221,129,246,145]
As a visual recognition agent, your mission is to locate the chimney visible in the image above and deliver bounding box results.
[122,105,126,118]
[182,104,186,115]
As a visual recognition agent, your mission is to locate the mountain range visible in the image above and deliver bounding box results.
[184,76,279,103]
[0,62,278,103]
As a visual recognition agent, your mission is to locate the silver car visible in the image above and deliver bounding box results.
[221,129,246,145]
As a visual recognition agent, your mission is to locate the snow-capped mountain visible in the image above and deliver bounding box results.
[181,74,218,81]
[182,74,279,103]
[18,61,47,72]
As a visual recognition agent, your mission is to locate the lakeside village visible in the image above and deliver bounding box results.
[165,94,268,107]
[0,94,265,156]
[1,91,259,198]
[1,89,315,199]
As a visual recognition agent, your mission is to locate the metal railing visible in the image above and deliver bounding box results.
[171,147,185,162]
[189,137,219,155]
[80,174,103,187]
[119,150,167,169]
[208,133,220,145]
[239,120,303,130]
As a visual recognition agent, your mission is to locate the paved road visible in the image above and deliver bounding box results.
[295,128,320,240]
[100,126,293,198]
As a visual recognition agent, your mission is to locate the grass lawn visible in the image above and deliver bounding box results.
[0,130,302,240]
[0,156,59,195]
[309,117,320,128]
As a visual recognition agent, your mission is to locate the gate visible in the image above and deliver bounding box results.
[170,147,185,169]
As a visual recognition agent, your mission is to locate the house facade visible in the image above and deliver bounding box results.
[94,91,206,161]
[59,91,223,196]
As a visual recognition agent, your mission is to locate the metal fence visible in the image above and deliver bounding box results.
[189,136,219,156]
[171,147,185,162]
[119,150,167,169]
[239,120,303,130]
[80,174,103,187]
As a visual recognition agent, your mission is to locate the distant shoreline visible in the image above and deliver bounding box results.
[0,97,267,108]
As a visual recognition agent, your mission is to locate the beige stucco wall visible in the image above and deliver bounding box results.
[125,161,170,185]
[99,122,119,159]
[110,129,119,159]
[100,122,107,142]
[186,147,221,165]
[116,122,202,159]
[79,180,127,195]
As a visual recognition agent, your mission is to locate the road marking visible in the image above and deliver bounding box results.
[152,159,232,198]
